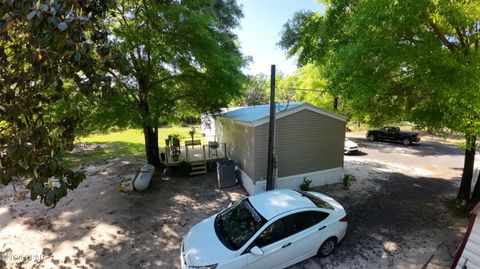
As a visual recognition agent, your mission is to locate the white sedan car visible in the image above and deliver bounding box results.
[181,189,348,269]
[344,138,359,154]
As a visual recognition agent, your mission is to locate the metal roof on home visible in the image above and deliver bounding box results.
[220,102,346,126]
[221,102,303,122]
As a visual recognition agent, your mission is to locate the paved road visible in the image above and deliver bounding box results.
[347,136,466,180]
[290,136,471,269]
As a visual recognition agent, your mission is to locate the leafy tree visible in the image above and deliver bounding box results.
[0,0,112,206]
[235,74,268,106]
[280,0,480,205]
[89,0,246,168]
[278,64,339,111]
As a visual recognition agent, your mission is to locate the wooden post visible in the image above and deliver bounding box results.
[166,145,169,164]
[266,65,276,191]
[202,145,207,168]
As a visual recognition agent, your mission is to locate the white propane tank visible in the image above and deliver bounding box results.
[133,164,155,191]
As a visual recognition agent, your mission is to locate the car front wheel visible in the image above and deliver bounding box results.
[402,138,411,146]
[367,135,376,141]
[317,237,337,257]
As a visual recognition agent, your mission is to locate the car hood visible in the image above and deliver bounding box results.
[344,140,358,148]
[183,214,234,266]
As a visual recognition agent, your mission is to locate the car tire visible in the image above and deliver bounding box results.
[402,138,411,146]
[317,237,337,257]
[367,135,376,141]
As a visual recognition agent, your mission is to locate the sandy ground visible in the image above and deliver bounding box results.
[0,158,246,269]
[0,136,471,269]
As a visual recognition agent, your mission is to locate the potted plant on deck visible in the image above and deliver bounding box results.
[171,134,180,147]
[165,134,172,147]
[171,147,181,162]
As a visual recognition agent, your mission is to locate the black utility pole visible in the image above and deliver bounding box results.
[266,65,276,191]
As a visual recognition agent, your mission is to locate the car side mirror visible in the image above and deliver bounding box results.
[250,246,264,256]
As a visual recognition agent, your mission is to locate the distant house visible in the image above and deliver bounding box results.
[451,202,480,269]
[215,102,346,195]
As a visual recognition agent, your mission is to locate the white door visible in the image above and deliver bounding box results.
[218,254,248,269]
[247,218,296,269]
[289,211,331,261]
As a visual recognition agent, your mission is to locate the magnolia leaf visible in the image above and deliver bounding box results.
[27,11,37,21]
[58,22,68,31]
[30,189,38,200]
[74,51,81,62]
[40,4,48,12]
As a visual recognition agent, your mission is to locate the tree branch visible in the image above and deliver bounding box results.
[422,13,457,53]
[456,27,466,49]
[149,73,185,87]
[428,21,457,52]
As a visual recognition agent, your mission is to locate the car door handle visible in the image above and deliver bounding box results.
[282,242,292,248]
[318,226,326,231]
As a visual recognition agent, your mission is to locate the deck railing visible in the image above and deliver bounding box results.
[162,143,227,165]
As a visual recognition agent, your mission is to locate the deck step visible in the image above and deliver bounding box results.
[189,162,207,176]
[191,165,205,171]
[190,170,206,176]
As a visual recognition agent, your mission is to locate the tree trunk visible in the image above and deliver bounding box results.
[333,96,338,111]
[143,124,162,169]
[472,171,480,205]
[137,77,162,169]
[457,136,476,204]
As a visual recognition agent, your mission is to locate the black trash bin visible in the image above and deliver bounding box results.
[217,160,238,188]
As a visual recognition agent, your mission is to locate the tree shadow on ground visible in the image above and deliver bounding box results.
[0,158,246,269]
[291,162,468,269]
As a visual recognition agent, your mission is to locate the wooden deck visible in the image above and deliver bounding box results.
[161,143,227,166]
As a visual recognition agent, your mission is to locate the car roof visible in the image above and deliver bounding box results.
[248,189,316,220]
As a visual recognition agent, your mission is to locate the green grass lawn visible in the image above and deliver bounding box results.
[63,126,205,167]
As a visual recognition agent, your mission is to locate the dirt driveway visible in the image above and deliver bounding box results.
[0,160,246,269]
[291,135,470,269]
[0,136,471,269]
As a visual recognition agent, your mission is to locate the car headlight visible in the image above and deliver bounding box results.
[188,264,218,269]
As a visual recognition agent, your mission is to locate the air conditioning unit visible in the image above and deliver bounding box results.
[217,160,238,188]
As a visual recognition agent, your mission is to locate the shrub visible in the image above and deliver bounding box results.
[300,177,312,191]
[343,174,351,188]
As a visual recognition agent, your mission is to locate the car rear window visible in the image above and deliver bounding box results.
[297,191,334,210]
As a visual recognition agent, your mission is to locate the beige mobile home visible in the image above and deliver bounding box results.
[215,102,346,195]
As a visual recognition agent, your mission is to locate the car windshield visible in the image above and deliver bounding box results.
[214,199,266,250]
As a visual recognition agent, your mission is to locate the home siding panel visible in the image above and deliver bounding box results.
[216,119,255,179]
[254,110,345,180]
[456,215,480,269]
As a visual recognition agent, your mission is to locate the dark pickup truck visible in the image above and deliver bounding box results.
[366,126,421,146]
